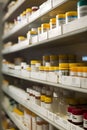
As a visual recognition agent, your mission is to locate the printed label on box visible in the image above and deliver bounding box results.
[71,77,80,87]
[48,27,62,38]
[61,76,72,85]
[31,35,38,44]
[39,32,48,41]
[81,78,87,88]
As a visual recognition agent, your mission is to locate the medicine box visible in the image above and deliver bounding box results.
[71,76,81,88]
[39,72,47,81]
[48,26,62,39]
[39,0,52,16]
[63,15,87,34]
[53,0,65,7]
[61,76,72,86]
[29,10,40,22]
[47,72,58,83]
[31,72,39,79]
[38,32,48,42]
[31,35,38,44]
[21,70,30,78]
[81,77,87,89]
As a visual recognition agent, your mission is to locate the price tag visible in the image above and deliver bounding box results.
[47,111,54,121]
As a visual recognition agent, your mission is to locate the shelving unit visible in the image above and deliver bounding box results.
[2,104,27,130]
[2,23,87,54]
[2,71,87,93]
[2,0,78,42]
[3,0,45,22]
[2,0,87,130]
[3,86,84,130]
[2,87,65,130]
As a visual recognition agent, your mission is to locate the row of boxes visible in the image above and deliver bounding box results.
[3,15,87,54]
[2,66,87,89]
[31,15,87,44]
[60,75,87,89]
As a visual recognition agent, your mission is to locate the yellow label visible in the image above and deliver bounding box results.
[45,97,52,103]
[40,95,45,102]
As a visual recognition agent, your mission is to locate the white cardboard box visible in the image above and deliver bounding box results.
[21,70,30,78]
[31,72,39,79]
[29,10,40,22]
[38,32,48,42]
[40,0,52,16]
[47,72,58,83]
[61,76,72,86]
[31,35,38,44]
[53,0,65,7]
[18,39,29,47]
[10,44,18,51]
[81,77,87,89]
[48,26,62,39]
[14,70,21,76]
[59,76,62,84]
[71,76,81,88]
[39,72,47,81]
[59,76,81,87]
[63,15,87,34]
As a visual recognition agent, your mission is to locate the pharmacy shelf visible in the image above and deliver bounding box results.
[2,87,85,130]
[2,25,87,55]
[2,104,27,130]
[3,0,45,22]
[2,87,66,130]
[2,43,30,54]
[2,71,87,93]
[2,0,77,41]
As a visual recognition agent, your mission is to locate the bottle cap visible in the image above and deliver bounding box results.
[56,14,65,18]
[77,0,87,6]
[66,11,77,17]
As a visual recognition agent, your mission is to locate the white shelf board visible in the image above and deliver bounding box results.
[2,40,30,54]
[2,0,77,41]
[2,21,28,40]
[2,104,27,130]
[2,16,87,55]
[2,71,87,93]
[2,87,66,130]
